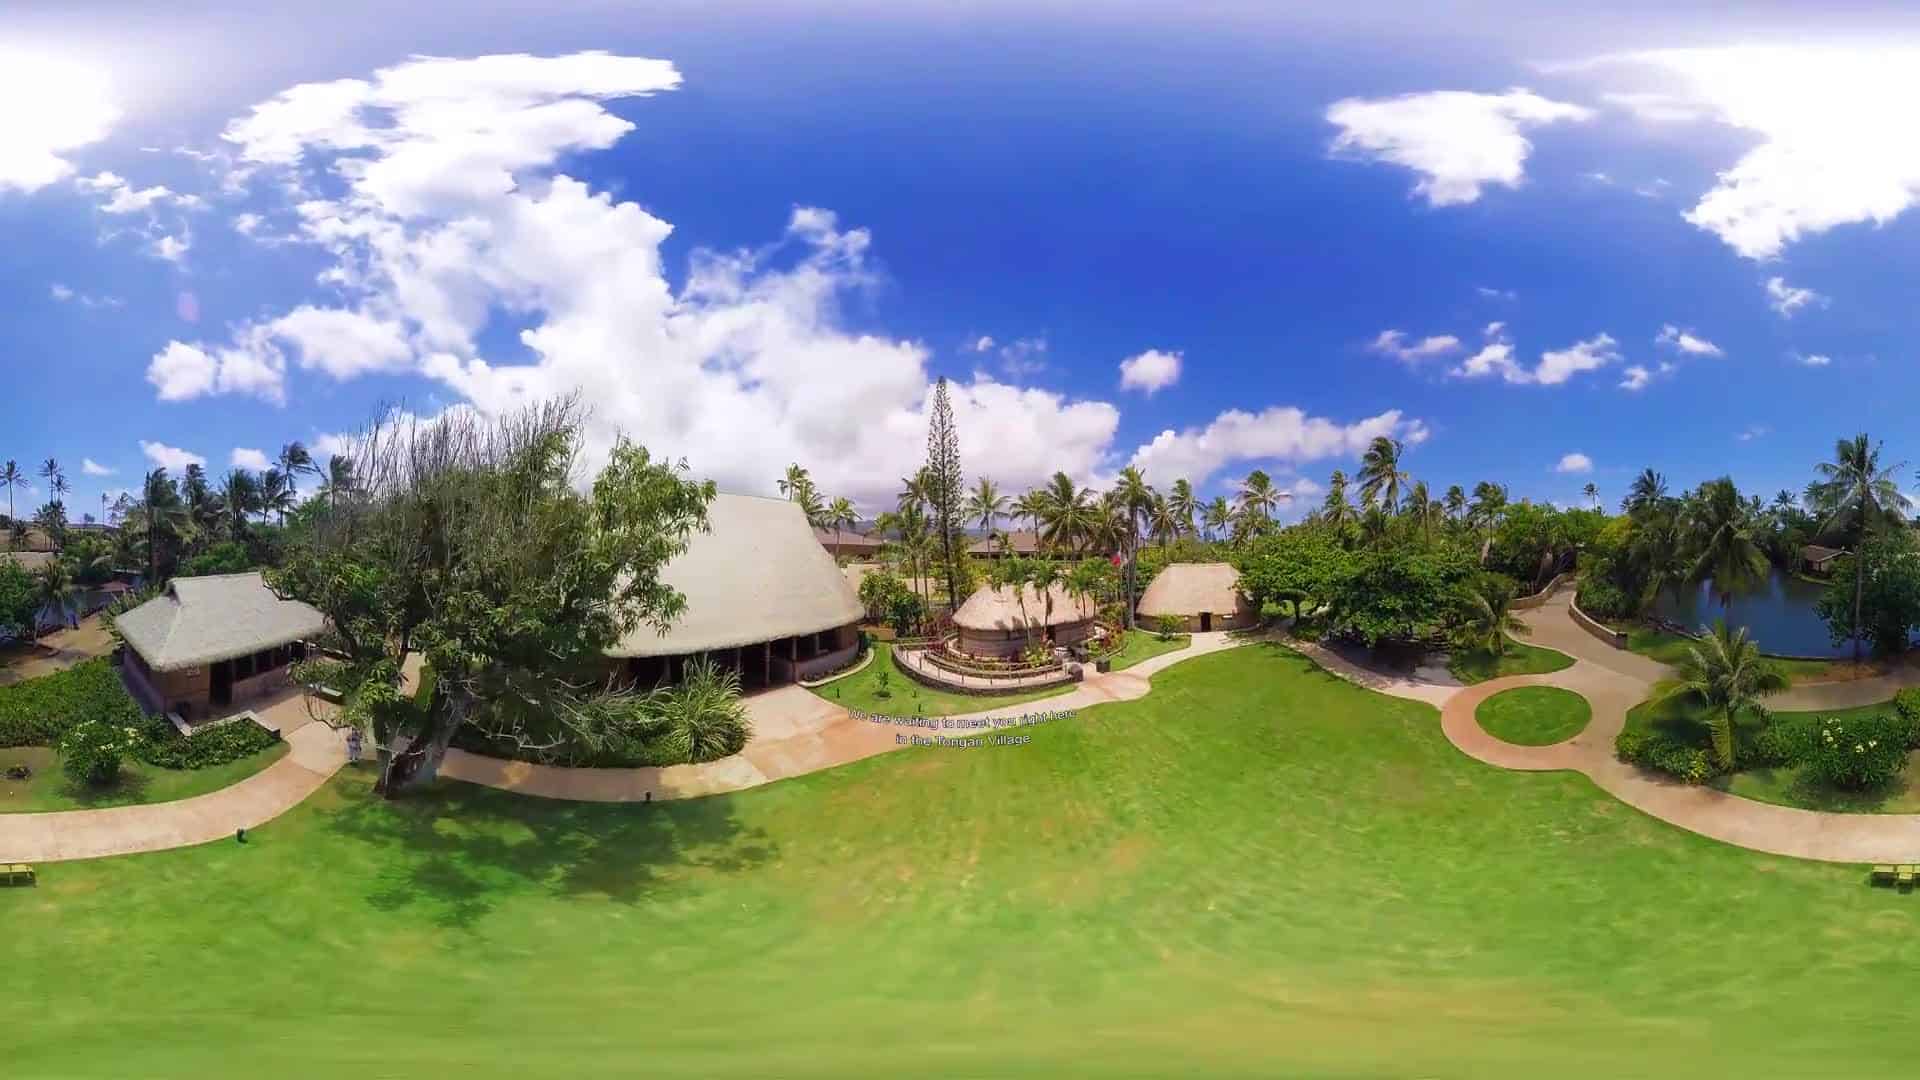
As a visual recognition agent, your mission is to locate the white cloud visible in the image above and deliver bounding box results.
[80,458,114,477]
[1368,330,1461,363]
[1476,286,1517,300]
[995,337,1049,377]
[139,440,206,471]
[1452,328,1620,386]
[50,283,74,301]
[1593,46,1920,258]
[146,336,287,405]
[77,170,178,214]
[1325,88,1593,206]
[230,447,273,470]
[152,233,190,263]
[1483,321,1506,337]
[0,51,118,193]
[1127,406,1429,489]
[49,282,123,309]
[1798,352,1833,367]
[1737,424,1771,442]
[1765,276,1824,317]
[1118,348,1183,395]
[968,335,994,352]
[1618,365,1652,391]
[1655,324,1724,356]
[1554,452,1594,474]
[154,53,1167,509]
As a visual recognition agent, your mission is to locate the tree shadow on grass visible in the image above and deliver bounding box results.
[322,768,777,930]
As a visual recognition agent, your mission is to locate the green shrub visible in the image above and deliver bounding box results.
[1893,689,1920,748]
[1576,578,1633,620]
[1615,729,1716,784]
[1802,714,1909,791]
[1747,722,1803,769]
[0,659,143,748]
[139,718,279,769]
[59,716,142,787]
[1154,614,1183,640]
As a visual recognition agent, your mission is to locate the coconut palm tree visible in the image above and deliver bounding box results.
[1650,619,1788,769]
[1237,469,1285,522]
[1403,480,1439,542]
[1809,434,1912,660]
[1030,559,1062,648]
[319,455,359,507]
[777,463,811,499]
[896,468,933,517]
[278,442,317,503]
[1443,484,1467,523]
[1582,482,1599,507]
[260,468,295,524]
[0,460,20,546]
[1012,488,1048,536]
[138,468,188,582]
[1357,436,1410,512]
[219,469,259,541]
[182,463,217,546]
[1034,471,1097,554]
[31,559,76,642]
[1321,470,1356,531]
[1686,476,1770,608]
[1112,466,1156,627]
[1622,468,1667,518]
[1202,496,1232,542]
[1167,478,1198,538]
[1455,575,1531,659]
[966,477,1007,537]
[1146,492,1180,547]
[826,496,857,554]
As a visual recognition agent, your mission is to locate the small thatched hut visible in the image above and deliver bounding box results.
[1135,562,1254,632]
[116,572,326,722]
[952,583,1096,658]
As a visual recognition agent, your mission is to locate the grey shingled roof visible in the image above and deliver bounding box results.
[1136,562,1251,618]
[115,572,326,671]
[609,494,864,658]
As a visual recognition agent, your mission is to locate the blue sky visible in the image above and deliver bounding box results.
[8,1,1920,521]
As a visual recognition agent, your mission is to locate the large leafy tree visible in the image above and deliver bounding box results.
[273,399,715,796]
[1650,619,1788,769]
[0,559,35,638]
[1816,529,1920,656]
[1808,434,1912,660]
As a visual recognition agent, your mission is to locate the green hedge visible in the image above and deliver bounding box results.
[0,659,277,769]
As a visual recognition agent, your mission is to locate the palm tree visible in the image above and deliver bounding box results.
[1030,559,1062,647]
[319,455,358,507]
[1011,489,1048,536]
[1357,436,1410,512]
[181,463,216,546]
[1146,492,1180,547]
[1630,508,1691,613]
[1622,468,1667,518]
[826,496,857,554]
[260,468,296,524]
[1443,484,1467,523]
[991,556,1036,651]
[966,477,1007,537]
[0,460,20,548]
[1321,470,1356,530]
[1237,469,1285,522]
[896,469,932,516]
[1650,619,1788,769]
[139,468,188,582]
[1167,478,1198,538]
[278,442,317,503]
[1686,476,1770,608]
[1034,472,1097,554]
[38,459,66,551]
[1202,496,1232,542]
[1809,434,1912,660]
[777,463,811,499]
[1112,466,1155,628]
[1455,576,1531,658]
[1403,480,1439,541]
[219,470,259,541]
[1582,482,1599,507]
[31,560,76,642]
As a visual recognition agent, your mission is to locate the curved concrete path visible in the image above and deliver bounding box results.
[442,631,1248,802]
[0,689,352,863]
[1301,588,1920,863]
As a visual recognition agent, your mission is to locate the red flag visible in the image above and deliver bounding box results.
[1110,554,1122,566]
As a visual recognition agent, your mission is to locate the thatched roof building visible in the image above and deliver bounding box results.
[609,494,864,686]
[1135,562,1255,632]
[951,582,1097,658]
[116,572,326,722]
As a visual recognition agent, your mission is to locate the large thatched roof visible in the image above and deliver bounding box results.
[116,572,326,671]
[1136,562,1250,618]
[610,494,863,658]
[953,583,1095,632]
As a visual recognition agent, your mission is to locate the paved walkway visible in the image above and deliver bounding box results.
[0,615,115,686]
[1298,588,1920,864]
[442,631,1247,802]
[0,688,353,863]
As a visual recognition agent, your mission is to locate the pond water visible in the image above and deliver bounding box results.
[1652,568,1851,658]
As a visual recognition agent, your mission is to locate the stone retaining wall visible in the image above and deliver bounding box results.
[1511,571,1576,611]
[1569,594,1628,647]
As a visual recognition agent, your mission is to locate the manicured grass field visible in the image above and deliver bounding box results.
[12,644,1920,1077]
[1475,686,1591,746]
[1625,695,1920,812]
[1448,639,1574,685]
[808,641,1073,717]
[0,742,289,813]
[1105,630,1190,671]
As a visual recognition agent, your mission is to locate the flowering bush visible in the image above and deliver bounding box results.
[1801,714,1909,791]
[59,716,143,787]
[1614,729,1716,784]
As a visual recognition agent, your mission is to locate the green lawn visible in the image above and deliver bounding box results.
[10,645,1920,1076]
[1475,686,1591,746]
[1625,695,1920,813]
[0,742,289,813]
[1106,631,1190,671]
[807,642,1074,718]
[1448,639,1574,685]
